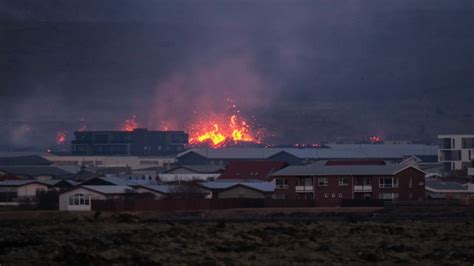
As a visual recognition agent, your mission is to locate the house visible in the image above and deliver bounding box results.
[0,180,50,202]
[219,160,287,181]
[438,134,474,174]
[200,181,274,199]
[425,179,472,200]
[159,165,224,182]
[271,163,426,206]
[135,185,172,199]
[59,185,135,211]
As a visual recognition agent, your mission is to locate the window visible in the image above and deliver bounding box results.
[298,177,313,186]
[331,193,336,198]
[318,177,328,186]
[409,177,412,188]
[379,177,399,188]
[324,193,329,198]
[68,193,91,206]
[379,193,399,200]
[273,193,286,200]
[338,177,349,186]
[275,178,288,189]
[338,193,343,198]
[297,193,313,200]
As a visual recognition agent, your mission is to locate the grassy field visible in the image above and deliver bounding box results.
[0,208,473,265]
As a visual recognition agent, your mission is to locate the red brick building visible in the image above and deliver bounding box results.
[271,161,425,206]
[219,161,287,181]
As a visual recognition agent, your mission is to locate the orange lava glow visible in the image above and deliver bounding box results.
[56,131,66,145]
[121,115,138,131]
[189,114,261,147]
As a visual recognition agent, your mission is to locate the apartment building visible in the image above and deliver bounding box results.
[271,161,425,206]
[438,134,474,174]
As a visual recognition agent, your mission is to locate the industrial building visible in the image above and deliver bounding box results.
[71,129,188,156]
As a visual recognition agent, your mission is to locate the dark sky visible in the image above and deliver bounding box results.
[0,0,473,148]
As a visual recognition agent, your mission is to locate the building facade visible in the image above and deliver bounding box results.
[71,129,188,156]
[438,134,474,174]
[271,164,425,206]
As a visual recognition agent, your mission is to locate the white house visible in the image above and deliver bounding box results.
[59,185,133,211]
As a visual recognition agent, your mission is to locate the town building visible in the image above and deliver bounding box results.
[271,161,425,206]
[159,165,223,182]
[177,145,438,166]
[218,161,287,181]
[425,179,472,200]
[59,186,135,211]
[200,181,274,199]
[71,128,188,156]
[438,134,474,174]
[43,154,176,170]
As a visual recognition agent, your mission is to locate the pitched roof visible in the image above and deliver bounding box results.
[200,181,274,193]
[425,179,468,192]
[219,161,287,181]
[82,185,134,194]
[0,180,48,187]
[162,165,224,174]
[83,176,159,186]
[139,185,172,194]
[0,155,52,166]
[272,164,424,177]
[178,145,438,161]
[0,166,72,177]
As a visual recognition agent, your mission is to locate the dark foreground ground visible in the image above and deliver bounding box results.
[0,207,474,265]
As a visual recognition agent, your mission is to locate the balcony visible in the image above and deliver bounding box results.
[295,185,314,192]
[354,185,372,192]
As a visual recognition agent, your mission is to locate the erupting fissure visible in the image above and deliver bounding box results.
[121,115,139,131]
[189,114,261,148]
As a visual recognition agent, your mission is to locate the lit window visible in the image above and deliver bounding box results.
[324,193,329,198]
[338,193,343,198]
[331,193,336,198]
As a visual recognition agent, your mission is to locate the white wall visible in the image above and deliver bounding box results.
[44,155,176,170]
[16,183,49,197]
[59,188,106,211]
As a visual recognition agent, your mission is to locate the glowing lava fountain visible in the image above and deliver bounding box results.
[189,114,263,148]
[56,131,66,145]
[121,115,139,131]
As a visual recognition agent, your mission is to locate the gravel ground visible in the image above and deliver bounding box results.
[0,210,473,265]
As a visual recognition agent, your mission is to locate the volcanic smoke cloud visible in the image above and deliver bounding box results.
[149,55,270,145]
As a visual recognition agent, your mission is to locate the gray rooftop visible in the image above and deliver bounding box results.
[140,185,173,194]
[0,166,72,177]
[272,164,421,176]
[179,144,438,160]
[200,181,274,192]
[425,179,468,192]
[82,185,134,194]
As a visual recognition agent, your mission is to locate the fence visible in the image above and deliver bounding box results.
[92,199,315,211]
